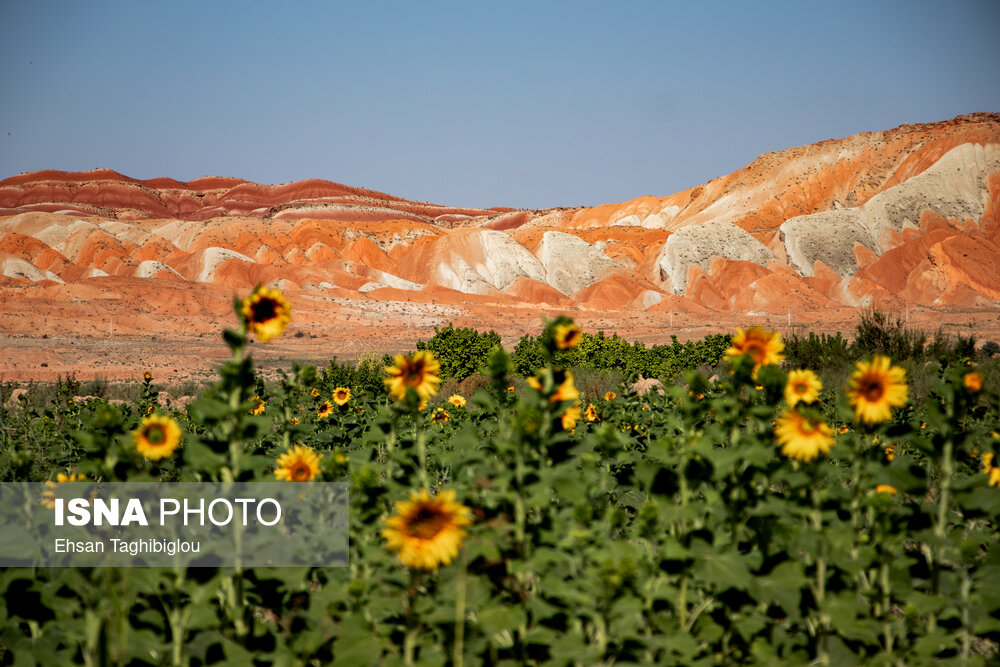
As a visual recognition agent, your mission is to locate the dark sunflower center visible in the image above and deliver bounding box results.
[291,463,311,481]
[408,506,449,539]
[252,297,278,323]
[863,380,884,402]
[405,363,425,387]
[145,425,166,445]
[796,383,808,394]
[800,419,816,435]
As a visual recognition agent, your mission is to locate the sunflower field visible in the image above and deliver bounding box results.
[2,287,1000,666]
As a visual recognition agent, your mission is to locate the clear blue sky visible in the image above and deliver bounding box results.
[1,1,997,209]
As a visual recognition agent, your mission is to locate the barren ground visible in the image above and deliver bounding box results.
[2,298,997,384]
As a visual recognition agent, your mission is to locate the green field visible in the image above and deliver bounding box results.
[2,293,999,666]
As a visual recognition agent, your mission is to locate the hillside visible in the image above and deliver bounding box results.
[1,113,998,380]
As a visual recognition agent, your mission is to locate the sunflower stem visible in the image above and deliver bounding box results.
[810,464,829,665]
[961,565,971,661]
[928,439,953,635]
[514,447,527,549]
[417,430,429,490]
[880,560,893,655]
[454,552,467,667]
[404,571,419,666]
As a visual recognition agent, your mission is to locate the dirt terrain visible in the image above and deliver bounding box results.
[2,113,999,382]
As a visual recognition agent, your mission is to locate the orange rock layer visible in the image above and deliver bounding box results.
[1,113,999,376]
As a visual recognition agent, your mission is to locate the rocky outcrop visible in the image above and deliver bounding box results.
[657,221,775,294]
[534,231,620,295]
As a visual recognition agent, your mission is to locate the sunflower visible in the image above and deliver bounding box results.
[725,327,785,378]
[506,386,515,393]
[584,403,599,422]
[289,417,300,425]
[133,414,182,460]
[317,401,333,418]
[875,484,898,495]
[384,351,442,402]
[561,405,581,431]
[838,425,849,434]
[332,387,351,406]
[604,391,616,401]
[143,371,152,382]
[983,453,1000,488]
[784,369,822,407]
[311,388,320,398]
[382,489,472,570]
[981,453,1000,487]
[432,408,450,425]
[553,323,583,350]
[846,356,908,424]
[448,394,467,407]
[41,472,87,509]
[249,396,266,415]
[774,409,834,462]
[963,371,983,393]
[551,371,579,403]
[884,444,895,461]
[241,285,292,342]
[274,445,322,482]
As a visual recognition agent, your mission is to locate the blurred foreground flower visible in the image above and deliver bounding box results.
[725,327,785,378]
[382,489,472,570]
[982,453,1000,488]
[553,323,582,349]
[774,409,833,461]
[785,369,822,407]
[241,285,292,342]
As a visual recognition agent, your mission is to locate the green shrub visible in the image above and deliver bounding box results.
[853,307,927,359]
[784,331,857,371]
[317,353,390,399]
[416,323,502,380]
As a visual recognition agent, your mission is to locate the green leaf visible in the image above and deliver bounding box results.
[475,605,525,634]
[330,616,380,664]
[692,548,752,591]
[753,560,805,618]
